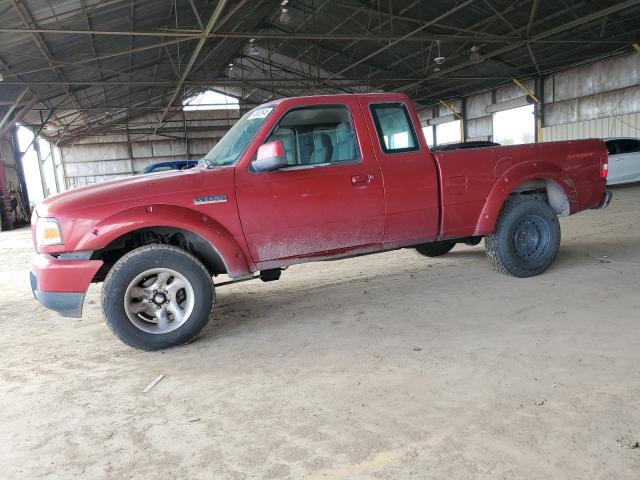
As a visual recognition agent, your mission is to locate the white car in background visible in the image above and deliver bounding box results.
[604,138,640,185]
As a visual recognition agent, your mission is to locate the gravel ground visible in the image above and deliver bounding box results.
[1,184,639,479]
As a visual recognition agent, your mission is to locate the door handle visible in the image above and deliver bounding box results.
[351,174,372,186]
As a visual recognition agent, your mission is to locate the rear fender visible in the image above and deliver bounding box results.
[74,204,253,278]
[474,161,577,236]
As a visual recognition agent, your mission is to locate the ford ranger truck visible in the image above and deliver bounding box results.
[30,93,612,350]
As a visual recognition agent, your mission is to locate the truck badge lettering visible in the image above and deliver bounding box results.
[193,194,227,205]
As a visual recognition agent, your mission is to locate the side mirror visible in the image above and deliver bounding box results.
[252,141,288,172]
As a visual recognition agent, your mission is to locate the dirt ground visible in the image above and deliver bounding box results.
[1,185,639,479]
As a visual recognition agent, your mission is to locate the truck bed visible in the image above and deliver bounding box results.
[432,139,607,240]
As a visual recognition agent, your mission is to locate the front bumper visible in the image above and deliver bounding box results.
[592,190,613,209]
[30,272,85,317]
[30,253,103,318]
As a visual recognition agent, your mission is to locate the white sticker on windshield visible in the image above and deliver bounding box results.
[248,107,272,120]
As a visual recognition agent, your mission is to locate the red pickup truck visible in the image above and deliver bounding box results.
[30,93,611,350]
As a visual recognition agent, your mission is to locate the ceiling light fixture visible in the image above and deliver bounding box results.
[248,38,259,56]
[280,0,291,24]
[470,45,482,62]
[434,40,445,65]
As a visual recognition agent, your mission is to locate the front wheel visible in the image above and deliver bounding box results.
[101,244,215,350]
[485,196,560,278]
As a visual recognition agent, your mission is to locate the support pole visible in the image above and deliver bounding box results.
[512,78,542,143]
[32,133,48,199]
[11,128,30,210]
[50,146,61,194]
[432,107,438,146]
[461,98,468,142]
[438,99,464,143]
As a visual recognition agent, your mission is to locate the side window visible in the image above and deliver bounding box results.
[618,139,640,154]
[270,128,296,165]
[265,105,360,166]
[605,141,618,156]
[370,103,419,153]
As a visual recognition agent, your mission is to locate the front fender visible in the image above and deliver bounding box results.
[74,204,253,278]
[474,161,577,236]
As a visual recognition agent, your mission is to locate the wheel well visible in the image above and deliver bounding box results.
[508,178,570,216]
[90,227,227,282]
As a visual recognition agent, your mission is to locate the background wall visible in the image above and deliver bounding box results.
[58,109,242,188]
[55,53,640,190]
[421,53,640,145]
[542,54,640,141]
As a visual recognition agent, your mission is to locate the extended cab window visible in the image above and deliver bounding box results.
[370,103,419,153]
[264,105,360,166]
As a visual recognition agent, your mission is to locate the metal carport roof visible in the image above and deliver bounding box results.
[1,0,639,144]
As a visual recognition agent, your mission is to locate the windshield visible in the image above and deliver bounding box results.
[201,105,275,167]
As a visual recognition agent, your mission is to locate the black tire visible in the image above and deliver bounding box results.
[485,196,560,278]
[101,244,215,350]
[415,240,456,257]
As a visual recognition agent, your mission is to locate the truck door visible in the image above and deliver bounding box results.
[235,99,385,264]
[358,98,440,245]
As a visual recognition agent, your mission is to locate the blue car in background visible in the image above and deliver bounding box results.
[142,160,198,174]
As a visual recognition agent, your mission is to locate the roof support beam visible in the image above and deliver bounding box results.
[4,37,197,80]
[396,0,640,94]
[345,1,500,38]
[0,27,521,43]
[0,91,41,138]
[527,0,540,37]
[0,27,635,46]
[0,77,513,87]
[188,0,254,75]
[323,0,478,82]
[9,0,88,127]
[153,0,229,134]
[0,87,29,132]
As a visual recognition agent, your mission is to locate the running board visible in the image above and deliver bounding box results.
[215,268,282,288]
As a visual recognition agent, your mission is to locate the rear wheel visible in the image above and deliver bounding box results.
[101,244,214,350]
[415,240,456,257]
[485,196,560,277]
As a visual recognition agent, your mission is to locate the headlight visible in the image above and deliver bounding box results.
[36,218,64,246]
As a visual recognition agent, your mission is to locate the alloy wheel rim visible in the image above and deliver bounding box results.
[123,268,195,334]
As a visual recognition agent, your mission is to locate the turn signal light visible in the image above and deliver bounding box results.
[36,218,64,246]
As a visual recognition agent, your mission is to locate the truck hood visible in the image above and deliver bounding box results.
[36,166,232,218]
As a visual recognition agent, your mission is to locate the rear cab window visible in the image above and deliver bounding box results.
[369,103,420,153]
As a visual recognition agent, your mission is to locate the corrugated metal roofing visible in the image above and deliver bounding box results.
[1,0,639,143]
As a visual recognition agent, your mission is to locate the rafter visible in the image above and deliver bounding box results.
[153,0,230,134]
